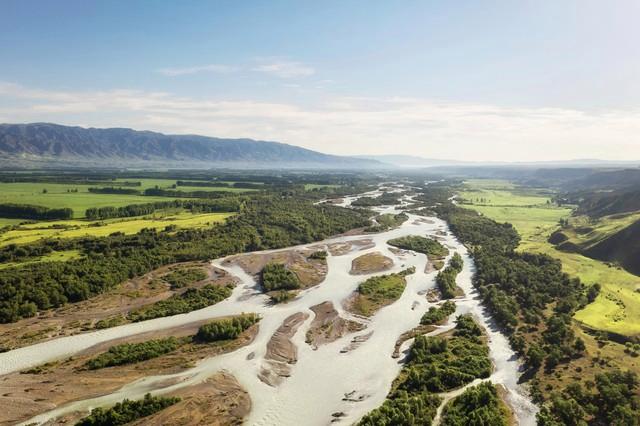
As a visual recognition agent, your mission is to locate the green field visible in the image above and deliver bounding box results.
[0,249,83,270]
[460,179,640,335]
[0,180,255,218]
[0,211,234,247]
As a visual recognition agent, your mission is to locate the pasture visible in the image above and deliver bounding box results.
[460,179,640,336]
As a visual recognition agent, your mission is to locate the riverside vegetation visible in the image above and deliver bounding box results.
[411,181,640,425]
[358,315,502,425]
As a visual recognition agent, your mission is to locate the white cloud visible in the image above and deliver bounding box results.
[156,64,237,76]
[253,61,315,78]
[1,81,639,161]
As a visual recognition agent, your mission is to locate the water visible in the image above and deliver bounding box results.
[4,191,537,425]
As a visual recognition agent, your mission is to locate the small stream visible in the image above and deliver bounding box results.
[2,187,537,425]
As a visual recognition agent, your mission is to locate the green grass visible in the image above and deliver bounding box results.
[0,182,174,218]
[0,249,83,270]
[0,218,26,227]
[0,180,255,219]
[459,179,640,336]
[0,212,234,247]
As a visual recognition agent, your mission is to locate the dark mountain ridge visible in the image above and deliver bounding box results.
[0,123,381,169]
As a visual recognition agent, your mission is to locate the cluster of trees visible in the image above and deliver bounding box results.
[143,187,230,199]
[436,253,464,299]
[88,187,140,195]
[162,268,207,289]
[421,300,456,325]
[401,315,491,393]
[0,195,370,322]
[360,315,497,425]
[441,382,508,426]
[537,370,640,425]
[85,337,181,370]
[85,198,244,220]
[261,263,300,294]
[358,391,442,425]
[352,270,411,316]
[0,203,73,220]
[176,180,264,189]
[387,235,448,257]
[75,393,180,426]
[128,284,233,322]
[352,192,401,207]
[434,203,587,352]
[196,314,260,342]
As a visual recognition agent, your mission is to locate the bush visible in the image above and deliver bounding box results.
[196,314,260,342]
[75,393,180,426]
[261,263,300,292]
[421,300,456,325]
[387,235,448,257]
[163,268,207,289]
[85,337,181,369]
[128,285,233,322]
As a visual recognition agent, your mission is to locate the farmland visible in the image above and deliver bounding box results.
[459,179,640,336]
[0,179,256,218]
[0,211,234,247]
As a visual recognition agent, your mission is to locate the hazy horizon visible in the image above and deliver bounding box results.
[1,0,639,162]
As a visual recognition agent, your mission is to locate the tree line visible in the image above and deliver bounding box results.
[85,198,245,220]
[0,203,73,220]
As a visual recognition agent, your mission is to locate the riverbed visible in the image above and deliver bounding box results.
[2,189,537,425]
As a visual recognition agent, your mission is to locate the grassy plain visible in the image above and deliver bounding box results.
[0,211,234,247]
[460,179,640,336]
[0,180,255,218]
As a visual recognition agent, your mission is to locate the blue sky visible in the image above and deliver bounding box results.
[1,0,639,161]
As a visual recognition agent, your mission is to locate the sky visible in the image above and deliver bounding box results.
[1,0,639,161]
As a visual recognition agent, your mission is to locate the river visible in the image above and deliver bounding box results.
[2,187,537,425]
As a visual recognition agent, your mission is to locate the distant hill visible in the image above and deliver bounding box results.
[0,123,382,169]
[356,155,465,168]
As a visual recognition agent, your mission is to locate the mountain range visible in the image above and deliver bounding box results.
[0,123,381,169]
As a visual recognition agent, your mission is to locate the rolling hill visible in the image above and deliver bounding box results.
[0,123,382,169]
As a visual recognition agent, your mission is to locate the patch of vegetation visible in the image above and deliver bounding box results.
[352,192,401,207]
[94,315,126,330]
[163,267,207,289]
[85,337,182,369]
[261,262,300,292]
[441,382,509,426]
[75,393,180,426]
[358,391,442,425]
[196,314,260,342]
[387,235,448,258]
[351,268,414,316]
[537,370,640,425]
[366,213,409,232]
[400,315,491,393]
[128,284,233,322]
[436,253,464,299]
[308,250,327,260]
[421,300,456,325]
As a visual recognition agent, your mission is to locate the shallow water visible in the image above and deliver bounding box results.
[5,191,537,425]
